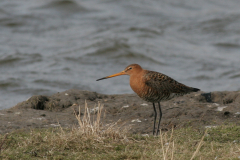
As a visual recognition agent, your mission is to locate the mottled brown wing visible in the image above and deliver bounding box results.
[144,71,195,94]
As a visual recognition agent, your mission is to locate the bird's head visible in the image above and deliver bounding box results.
[96,64,143,81]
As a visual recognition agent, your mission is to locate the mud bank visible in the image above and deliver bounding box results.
[0,89,240,134]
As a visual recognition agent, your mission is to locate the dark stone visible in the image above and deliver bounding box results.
[201,92,212,102]
[224,111,230,116]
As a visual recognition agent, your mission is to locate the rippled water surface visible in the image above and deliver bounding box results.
[0,0,240,109]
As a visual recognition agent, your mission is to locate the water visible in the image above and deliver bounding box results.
[0,0,240,109]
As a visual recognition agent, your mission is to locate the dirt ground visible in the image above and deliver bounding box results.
[0,89,240,135]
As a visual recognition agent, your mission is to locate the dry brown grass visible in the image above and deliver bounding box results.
[72,101,129,140]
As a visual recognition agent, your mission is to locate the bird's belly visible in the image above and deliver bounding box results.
[137,86,162,103]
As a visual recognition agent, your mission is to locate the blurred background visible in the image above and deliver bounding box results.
[0,0,240,109]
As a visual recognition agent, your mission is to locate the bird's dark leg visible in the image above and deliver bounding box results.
[152,103,157,135]
[156,102,162,135]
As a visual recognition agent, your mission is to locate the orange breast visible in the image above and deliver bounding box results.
[129,71,153,101]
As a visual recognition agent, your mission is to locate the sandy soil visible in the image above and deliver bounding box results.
[0,89,240,135]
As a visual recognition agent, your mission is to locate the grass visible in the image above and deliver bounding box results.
[0,102,240,160]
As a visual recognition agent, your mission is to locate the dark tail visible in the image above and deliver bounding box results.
[191,87,200,92]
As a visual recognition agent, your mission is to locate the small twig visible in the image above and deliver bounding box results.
[171,141,174,160]
[190,129,208,160]
[160,130,166,160]
[163,127,174,159]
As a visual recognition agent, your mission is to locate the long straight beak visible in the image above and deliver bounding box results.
[96,71,126,81]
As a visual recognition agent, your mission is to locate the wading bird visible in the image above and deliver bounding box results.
[96,64,200,135]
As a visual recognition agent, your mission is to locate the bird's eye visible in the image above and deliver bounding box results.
[128,67,132,70]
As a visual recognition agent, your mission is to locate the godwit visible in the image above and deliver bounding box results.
[96,64,200,135]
